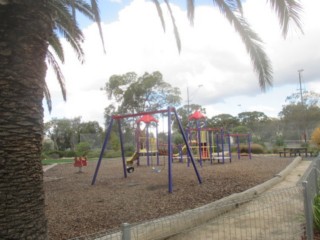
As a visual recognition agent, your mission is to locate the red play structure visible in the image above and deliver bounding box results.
[74,156,87,173]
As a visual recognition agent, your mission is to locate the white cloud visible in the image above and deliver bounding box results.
[45,0,320,127]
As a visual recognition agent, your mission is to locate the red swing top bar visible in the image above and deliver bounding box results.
[112,108,175,120]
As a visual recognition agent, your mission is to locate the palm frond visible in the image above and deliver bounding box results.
[214,0,272,91]
[267,0,303,38]
[164,0,181,53]
[74,0,95,20]
[43,81,52,113]
[235,0,243,15]
[46,50,67,102]
[152,0,166,32]
[48,32,65,63]
[187,0,194,25]
[50,0,85,62]
[90,0,106,53]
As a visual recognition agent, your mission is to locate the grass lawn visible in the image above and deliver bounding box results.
[42,157,99,165]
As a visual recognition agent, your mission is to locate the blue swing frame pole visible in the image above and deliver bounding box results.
[173,108,202,185]
[237,135,240,159]
[91,118,114,185]
[118,119,128,178]
[227,132,232,162]
[146,124,150,166]
[167,107,173,193]
[196,120,203,167]
[156,124,160,165]
[221,128,225,164]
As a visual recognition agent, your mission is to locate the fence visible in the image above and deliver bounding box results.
[71,157,320,240]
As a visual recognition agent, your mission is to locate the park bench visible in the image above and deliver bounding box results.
[279,151,289,157]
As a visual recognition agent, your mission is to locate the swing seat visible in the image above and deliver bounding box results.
[152,167,162,173]
[127,166,135,173]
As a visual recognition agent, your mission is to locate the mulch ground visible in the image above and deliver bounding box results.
[44,154,294,239]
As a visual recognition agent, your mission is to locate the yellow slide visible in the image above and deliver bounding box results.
[126,151,139,165]
[173,145,187,157]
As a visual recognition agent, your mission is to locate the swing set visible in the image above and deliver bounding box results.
[91,107,202,193]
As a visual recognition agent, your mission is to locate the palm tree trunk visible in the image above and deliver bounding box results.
[0,1,52,239]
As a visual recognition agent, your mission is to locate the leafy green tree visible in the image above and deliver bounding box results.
[279,104,320,141]
[105,71,181,114]
[175,104,205,130]
[0,0,303,238]
[208,114,239,131]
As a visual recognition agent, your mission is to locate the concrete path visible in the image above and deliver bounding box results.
[167,158,313,240]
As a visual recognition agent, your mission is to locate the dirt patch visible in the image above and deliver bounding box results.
[44,155,293,239]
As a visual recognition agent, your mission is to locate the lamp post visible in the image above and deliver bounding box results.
[298,69,304,105]
[187,84,203,116]
[298,69,306,143]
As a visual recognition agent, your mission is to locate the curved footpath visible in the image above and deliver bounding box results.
[166,156,313,240]
[93,156,313,240]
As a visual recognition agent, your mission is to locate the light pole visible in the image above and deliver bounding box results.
[298,69,306,143]
[298,69,304,105]
[187,84,203,116]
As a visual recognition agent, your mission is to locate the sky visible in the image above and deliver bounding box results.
[44,0,320,128]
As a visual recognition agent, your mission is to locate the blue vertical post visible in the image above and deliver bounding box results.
[156,124,159,165]
[209,131,213,165]
[197,121,202,167]
[237,135,240,160]
[91,118,114,185]
[216,133,220,161]
[135,124,140,166]
[146,124,150,166]
[173,108,202,184]
[118,119,128,178]
[167,107,173,193]
[248,133,252,159]
[227,132,232,162]
[221,128,225,164]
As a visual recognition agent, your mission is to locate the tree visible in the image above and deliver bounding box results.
[104,71,181,115]
[0,1,104,238]
[175,104,205,130]
[279,103,320,141]
[207,114,239,131]
[279,91,320,141]
[0,0,303,238]
[311,128,320,148]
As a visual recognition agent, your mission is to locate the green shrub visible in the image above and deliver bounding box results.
[314,194,320,230]
[76,142,91,156]
[105,150,121,158]
[86,149,102,158]
[63,150,76,157]
[46,150,64,159]
[238,143,264,154]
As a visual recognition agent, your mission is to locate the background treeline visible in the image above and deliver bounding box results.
[43,71,320,159]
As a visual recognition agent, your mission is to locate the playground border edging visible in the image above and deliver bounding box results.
[95,157,303,240]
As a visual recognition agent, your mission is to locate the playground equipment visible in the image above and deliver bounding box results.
[91,107,202,193]
[186,110,232,165]
[74,156,87,173]
[174,110,252,165]
[229,133,252,160]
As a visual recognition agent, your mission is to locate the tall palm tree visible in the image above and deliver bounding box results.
[0,0,302,239]
[0,0,103,239]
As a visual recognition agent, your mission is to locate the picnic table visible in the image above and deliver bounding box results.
[279,147,311,157]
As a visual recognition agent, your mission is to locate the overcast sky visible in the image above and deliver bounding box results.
[44,0,320,128]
